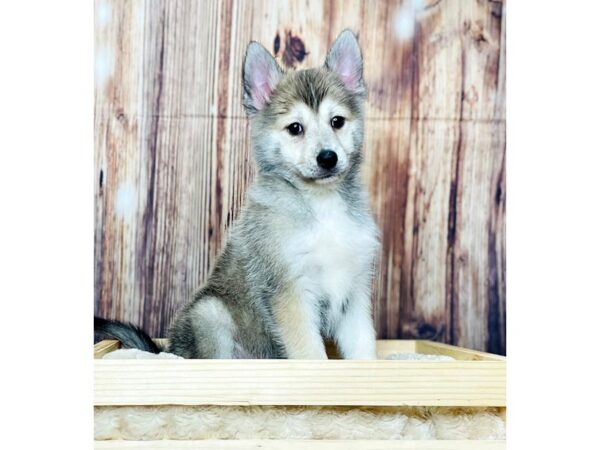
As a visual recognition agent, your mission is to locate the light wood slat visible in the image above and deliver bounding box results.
[94,340,121,359]
[94,439,506,449]
[94,339,504,361]
[373,339,418,358]
[95,359,505,407]
[92,339,417,359]
[415,340,505,362]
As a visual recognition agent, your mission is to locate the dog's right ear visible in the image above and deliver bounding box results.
[242,42,283,115]
[324,29,365,95]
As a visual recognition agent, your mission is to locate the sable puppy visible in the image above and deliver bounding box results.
[96,30,380,359]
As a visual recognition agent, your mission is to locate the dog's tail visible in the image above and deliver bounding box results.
[94,317,162,354]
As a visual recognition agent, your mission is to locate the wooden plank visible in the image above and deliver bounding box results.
[95,359,505,407]
[94,340,121,359]
[94,440,506,450]
[313,339,418,359]
[95,339,504,361]
[362,118,412,339]
[449,122,506,353]
[95,0,229,337]
[396,119,458,342]
[374,339,418,357]
[94,339,418,359]
[415,340,505,362]
[439,0,506,353]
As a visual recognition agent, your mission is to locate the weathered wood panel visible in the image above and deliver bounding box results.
[95,0,506,353]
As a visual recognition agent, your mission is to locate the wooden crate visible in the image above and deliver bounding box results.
[94,339,506,449]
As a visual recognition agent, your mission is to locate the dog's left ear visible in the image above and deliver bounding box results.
[324,29,365,95]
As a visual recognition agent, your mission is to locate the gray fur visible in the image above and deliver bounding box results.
[167,30,379,359]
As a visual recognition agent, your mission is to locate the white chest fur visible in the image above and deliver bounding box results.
[282,191,378,310]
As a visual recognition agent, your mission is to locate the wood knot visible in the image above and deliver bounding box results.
[278,30,308,68]
[116,109,128,126]
[463,19,494,49]
[417,323,444,340]
[402,321,445,340]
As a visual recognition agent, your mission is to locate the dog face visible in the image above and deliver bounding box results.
[242,30,366,187]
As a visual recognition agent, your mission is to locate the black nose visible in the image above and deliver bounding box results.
[316,150,338,170]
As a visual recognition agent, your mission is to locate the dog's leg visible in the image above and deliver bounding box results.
[334,285,377,359]
[169,296,237,359]
[272,287,328,359]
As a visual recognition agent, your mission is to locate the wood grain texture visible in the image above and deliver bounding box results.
[95,358,505,407]
[94,339,505,361]
[94,440,506,450]
[94,340,121,359]
[95,0,505,353]
[415,340,505,361]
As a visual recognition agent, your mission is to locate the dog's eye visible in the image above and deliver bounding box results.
[331,116,345,129]
[286,122,304,136]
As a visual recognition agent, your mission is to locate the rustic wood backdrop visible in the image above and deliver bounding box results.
[94,0,506,354]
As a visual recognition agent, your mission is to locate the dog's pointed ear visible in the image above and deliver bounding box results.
[324,29,365,95]
[242,42,283,115]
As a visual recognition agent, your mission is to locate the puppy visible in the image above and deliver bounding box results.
[96,29,380,359]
